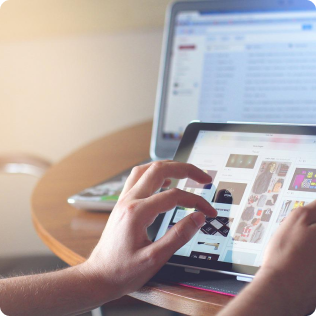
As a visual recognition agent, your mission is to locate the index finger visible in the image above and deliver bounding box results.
[120,160,174,197]
[129,161,213,199]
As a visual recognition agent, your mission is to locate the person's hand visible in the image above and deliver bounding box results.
[218,201,316,316]
[257,200,316,315]
[80,161,217,301]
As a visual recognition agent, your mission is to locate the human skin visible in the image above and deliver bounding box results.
[1,161,316,316]
[218,200,316,316]
[0,161,217,315]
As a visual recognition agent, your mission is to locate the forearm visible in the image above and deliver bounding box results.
[218,270,304,316]
[0,263,117,316]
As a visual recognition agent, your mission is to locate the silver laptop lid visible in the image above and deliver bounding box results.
[150,0,316,160]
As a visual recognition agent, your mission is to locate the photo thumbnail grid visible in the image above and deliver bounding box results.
[234,161,291,244]
[172,155,258,261]
[165,156,311,263]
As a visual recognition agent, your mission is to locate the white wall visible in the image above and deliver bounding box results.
[0,174,49,257]
[0,29,163,257]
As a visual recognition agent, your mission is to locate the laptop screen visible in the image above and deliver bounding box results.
[162,9,316,140]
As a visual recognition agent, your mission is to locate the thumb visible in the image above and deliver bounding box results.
[149,212,206,265]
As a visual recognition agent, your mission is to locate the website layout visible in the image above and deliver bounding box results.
[163,10,316,139]
[155,131,316,267]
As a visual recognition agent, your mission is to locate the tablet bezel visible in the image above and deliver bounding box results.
[150,122,316,277]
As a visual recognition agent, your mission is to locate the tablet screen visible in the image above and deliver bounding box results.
[155,129,316,270]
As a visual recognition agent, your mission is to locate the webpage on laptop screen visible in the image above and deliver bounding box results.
[163,10,316,139]
[155,130,316,267]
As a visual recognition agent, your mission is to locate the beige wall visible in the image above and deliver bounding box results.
[0,0,172,40]
[0,0,170,257]
[0,30,163,162]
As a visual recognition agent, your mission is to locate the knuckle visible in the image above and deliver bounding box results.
[297,207,311,222]
[169,187,182,196]
[130,166,143,177]
[173,223,190,242]
[124,201,139,214]
[284,206,301,222]
[144,248,160,267]
[151,161,164,170]
[291,206,303,216]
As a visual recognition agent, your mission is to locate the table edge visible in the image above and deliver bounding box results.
[32,211,85,266]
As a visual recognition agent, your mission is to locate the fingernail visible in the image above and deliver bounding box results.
[191,212,205,228]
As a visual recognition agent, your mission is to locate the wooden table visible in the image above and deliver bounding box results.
[31,121,232,315]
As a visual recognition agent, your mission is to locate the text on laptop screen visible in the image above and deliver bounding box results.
[163,10,316,139]
[155,129,316,267]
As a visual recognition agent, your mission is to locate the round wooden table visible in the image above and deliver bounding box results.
[31,121,232,315]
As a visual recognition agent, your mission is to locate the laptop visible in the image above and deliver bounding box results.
[68,0,316,211]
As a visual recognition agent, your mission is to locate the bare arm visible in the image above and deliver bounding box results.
[3,160,315,316]
[0,161,217,315]
[0,266,113,316]
[218,201,316,316]
[218,270,300,316]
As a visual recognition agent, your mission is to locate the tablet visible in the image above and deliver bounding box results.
[152,122,316,279]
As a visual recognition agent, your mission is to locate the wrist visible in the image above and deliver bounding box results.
[254,267,307,316]
[75,260,123,305]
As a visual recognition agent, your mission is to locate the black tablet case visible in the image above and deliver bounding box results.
[151,265,248,296]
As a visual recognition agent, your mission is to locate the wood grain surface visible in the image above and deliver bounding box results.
[31,121,232,315]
